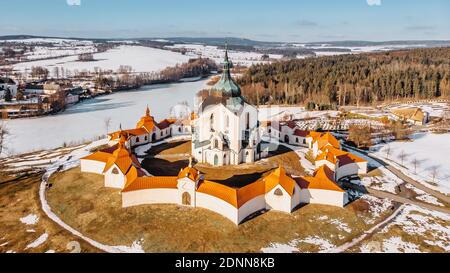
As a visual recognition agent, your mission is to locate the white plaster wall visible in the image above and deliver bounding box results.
[336,162,367,180]
[237,195,266,223]
[291,184,302,210]
[196,192,239,225]
[300,189,344,207]
[315,160,336,171]
[122,189,179,207]
[104,165,126,189]
[80,159,105,174]
[265,186,292,213]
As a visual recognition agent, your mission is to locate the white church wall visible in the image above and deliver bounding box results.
[300,189,345,208]
[196,192,239,225]
[315,160,336,171]
[80,159,105,175]
[336,162,368,180]
[122,189,179,208]
[237,195,266,223]
[104,165,126,189]
[265,186,293,213]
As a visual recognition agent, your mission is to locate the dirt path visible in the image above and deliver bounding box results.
[326,204,405,253]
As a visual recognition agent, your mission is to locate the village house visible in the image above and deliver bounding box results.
[391,107,429,125]
[0,77,18,99]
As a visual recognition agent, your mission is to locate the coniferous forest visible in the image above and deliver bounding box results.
[238,47,450,108]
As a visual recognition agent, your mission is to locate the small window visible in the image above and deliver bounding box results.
[274,188,283,196]
[136,137,140,143]
[296,138,299,143]
[179,127,182,133]
[112,168,119,175]
[144,136,147,141]
[268,129,272,134]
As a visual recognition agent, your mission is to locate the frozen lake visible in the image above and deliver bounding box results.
[3,79,208,156]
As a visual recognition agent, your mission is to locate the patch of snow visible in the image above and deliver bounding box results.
[382,236,421,253]
[329,219,352,233]
[261,239,299,253]
[114,239,145,253]
[45,249,56,253]
[20,214,39,225]
[415,194,444,207]
[25,233,49,249]
[299,236,336,252]
[381,204,450,251]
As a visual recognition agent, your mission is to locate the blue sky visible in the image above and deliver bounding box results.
[0,0,449,42]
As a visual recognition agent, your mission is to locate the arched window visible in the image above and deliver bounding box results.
[268,129,272,134]
[246,112,250,130]
[246,151,249,156]
[160,132,163,137]
[144,136,148,141]
[274,188,283,196]
[210,114,214,130]
[182,192,191,206]
[136,137,140,143]
[296,138,299,143]
[112,168,119,175]
[303,139,306,144]
[178,127,182,133]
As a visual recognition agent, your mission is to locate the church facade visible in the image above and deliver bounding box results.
[191,47,264,166]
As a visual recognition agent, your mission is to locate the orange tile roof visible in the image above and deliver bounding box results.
[316,151,338,164]
[337,153,367,167]
[122,176,178,192]
[81,151,112,163]
[157,119,177,130]
[135,106,156,133]
[308,131,322,140]
[296,165,344,192]
[102,139,135,174]
[294,129,309,137]
[178,166,201,181]
[237,179,265,207]
[197,180,239,208]
[316,132,340,150]
[263,167,296,196]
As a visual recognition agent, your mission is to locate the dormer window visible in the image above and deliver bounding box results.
[274,188,283,196]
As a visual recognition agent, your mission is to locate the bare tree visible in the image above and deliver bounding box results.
[0,122,9,156]
[385,145,391,159]
[104,117,112,137]
[399,150,406,166]
[430,166,439,183]
[411,158,420,174]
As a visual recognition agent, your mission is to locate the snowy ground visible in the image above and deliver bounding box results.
[385,102,449,118]
[371,132,450,194]
[359,204,450,253]
[10,45,191,77]
[166,44,283,67]
[1,79,207,156]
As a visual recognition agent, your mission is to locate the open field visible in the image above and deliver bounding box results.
[45,167,396,253]
[0,168,100,253]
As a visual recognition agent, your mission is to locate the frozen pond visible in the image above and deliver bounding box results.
[2,79,208,156]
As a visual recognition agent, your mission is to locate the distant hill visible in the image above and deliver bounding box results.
[2,35,449,49]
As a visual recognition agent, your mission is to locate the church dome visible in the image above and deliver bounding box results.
[213,44,242,97]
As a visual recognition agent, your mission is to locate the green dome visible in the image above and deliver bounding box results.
[213,45,242,97]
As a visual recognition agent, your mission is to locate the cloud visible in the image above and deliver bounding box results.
[67,0,81,6]
[367,0,381,6]
[294,20,318,27]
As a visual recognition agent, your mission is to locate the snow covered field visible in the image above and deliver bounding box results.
[371,132,450,194]
[11,45,191,76]
[2,79,208,156]
[166,44,283,66]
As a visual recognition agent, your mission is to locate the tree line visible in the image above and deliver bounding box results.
[238,47,450,107]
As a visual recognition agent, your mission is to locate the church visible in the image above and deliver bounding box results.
[191,46,265,166]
